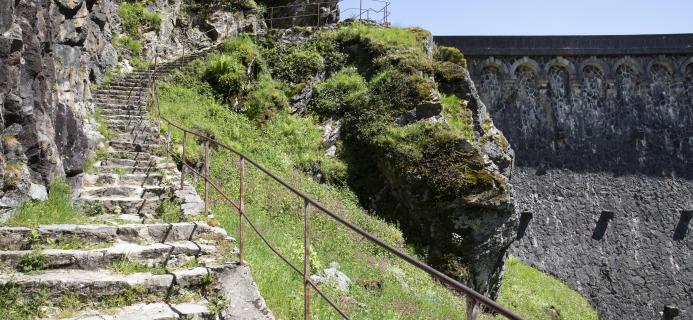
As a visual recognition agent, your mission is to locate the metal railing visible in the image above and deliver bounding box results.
[265,0,391,29]
[132,46,526,320]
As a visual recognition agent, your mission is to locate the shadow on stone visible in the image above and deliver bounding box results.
[592,211,614,240]
[673,211,692,241]
[516,211,533,240]
[662,304,680,320]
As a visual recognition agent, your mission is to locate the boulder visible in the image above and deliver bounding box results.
[310,262,352,292]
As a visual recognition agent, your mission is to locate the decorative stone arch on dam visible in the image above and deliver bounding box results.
[435,34,693,320]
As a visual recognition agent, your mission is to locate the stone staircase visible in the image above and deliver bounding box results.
[0,51,273,319]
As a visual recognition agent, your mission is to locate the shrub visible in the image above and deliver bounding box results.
[435,45,467,69]
[16,251,47,273]
[113,35,143,54]
[369,68,432,115]
[117,2,161,36]
[266,45,325,84]
[202,53,248,98]
[243,77,289,123]
[308,68,368,117]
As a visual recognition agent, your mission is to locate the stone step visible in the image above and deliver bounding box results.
[77,196,163,215]
[0,222,232,251]
[80,185,170,200]
[106,150,155,161]
[83,173,172,188]
[0,241,220,271]
[99,108,149,117]
[95,89,148,95]
[107,125,160,135]
[109,141,162,154]
[105,118,158,127]
[98,102,149,113]
[111,133,162,144]
[93,161,176,175]
[94,93,149,101]
[61,302,212,320]
[93,97,148,105]
[104,114,151,122]
[0,266,230,302]
[99,157,174,168]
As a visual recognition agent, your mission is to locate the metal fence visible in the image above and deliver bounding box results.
[120,46,527,320]
[265,0,391,29]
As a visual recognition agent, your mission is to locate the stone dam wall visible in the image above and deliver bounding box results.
[435,34,693,319]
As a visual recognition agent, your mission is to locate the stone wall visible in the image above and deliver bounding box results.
[435,35,693,319]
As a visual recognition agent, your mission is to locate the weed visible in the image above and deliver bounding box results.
[4,178,89,227]
[16,251,47,273]
[99,285,147,308]
[113,35,143,55]
[242,76,289,123]
[0,282,49,319]
[110,260,167,275]
[117,2,161,36]
[155,199,184,223]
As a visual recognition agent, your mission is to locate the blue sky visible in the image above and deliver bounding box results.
[339,0,693,35]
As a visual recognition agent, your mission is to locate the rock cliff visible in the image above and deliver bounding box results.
[0,0,263,220]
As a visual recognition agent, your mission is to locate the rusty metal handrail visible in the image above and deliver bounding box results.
[265,0,390,28]
[144,48,525,320]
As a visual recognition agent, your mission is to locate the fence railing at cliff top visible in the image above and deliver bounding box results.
[135,44,525,320]
[265,0,391,28]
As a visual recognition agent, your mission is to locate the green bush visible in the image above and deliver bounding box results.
[16,251,47,273]
[369,68,432,115]
[202,53,248,98]
[308,68,368,117]
[113,35,143,55]
[243,76,289,123]
[435,45,467,69]
[117,2,161,36]
[266,45,325,84]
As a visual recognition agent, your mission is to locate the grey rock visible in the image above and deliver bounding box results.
[310,261,352,292]
[394,102,443,125]
[219,264,274,319]
[27,183,48,201]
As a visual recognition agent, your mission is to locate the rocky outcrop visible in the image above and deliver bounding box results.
[266,0,339,28]
[0,0,110,220]
[0,0,264,220]
[139,0,264,63]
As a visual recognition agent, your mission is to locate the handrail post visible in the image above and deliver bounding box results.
[359,0,362,20]
[316,3,320,28]
[239,156,245,265]
[270,7,274,29]
[204,141,209,214]
[180,131,187,190]
[303,198,311,320]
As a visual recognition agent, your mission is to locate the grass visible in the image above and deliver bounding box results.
[159,77,468,319]
[16,251,47,273]
[0,282,49,319]
[157,70,599,319]
[155,199,185,223]
[117,2,161,36]
[2,179,89,227]
[441,93,475,141]
[112,35,143,55]
[110,260,167,275]
[493,257,599,320]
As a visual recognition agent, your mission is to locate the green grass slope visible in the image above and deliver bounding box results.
[157,73,598,320]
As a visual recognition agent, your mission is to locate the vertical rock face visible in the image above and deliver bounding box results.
[0,0,263,219]
[0,0,111,219]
